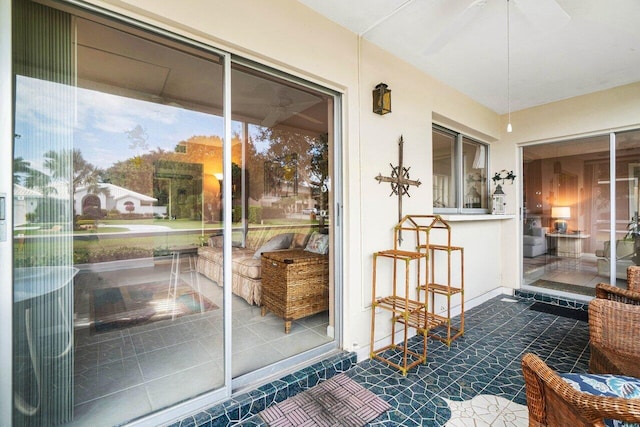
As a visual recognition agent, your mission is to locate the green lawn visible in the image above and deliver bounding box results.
[15,218,324,266]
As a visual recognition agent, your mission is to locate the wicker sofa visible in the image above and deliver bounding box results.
[196,227,313,306]
[522,353,640,426]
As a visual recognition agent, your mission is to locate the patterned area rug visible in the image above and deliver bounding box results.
[529,279,595,297]
[259,373,390,427]
[92,281,217,333]
[443,395,528,425]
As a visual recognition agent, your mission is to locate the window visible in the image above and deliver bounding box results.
[432,125,489,213]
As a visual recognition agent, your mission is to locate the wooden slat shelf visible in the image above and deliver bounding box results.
[370,214,465,375]
[374,296,425,316]
[419,283,463,295]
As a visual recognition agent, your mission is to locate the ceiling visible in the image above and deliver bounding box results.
[297,0,640,114]
[76,18,329,134]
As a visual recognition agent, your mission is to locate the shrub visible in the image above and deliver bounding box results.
[248,206,262,224]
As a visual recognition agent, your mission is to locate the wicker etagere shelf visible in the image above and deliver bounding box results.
[370,215,465,374]
[413,217,465,346]
[370,249,430,375]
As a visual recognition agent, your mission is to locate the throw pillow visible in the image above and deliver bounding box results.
[290,232,311,249]
[304,232,329,255]
[252,233,294,259]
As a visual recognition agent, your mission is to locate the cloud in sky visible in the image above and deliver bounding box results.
[15,76,224,170]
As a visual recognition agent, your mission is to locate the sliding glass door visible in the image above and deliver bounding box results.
[10,0,338,425]
[521,131,640,296]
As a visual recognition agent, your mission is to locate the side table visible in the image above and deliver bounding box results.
[546,233,590,258]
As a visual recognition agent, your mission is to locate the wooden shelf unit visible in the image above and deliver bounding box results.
[370,249,430,375]
[418,243,464,345]
[389,214,465,346]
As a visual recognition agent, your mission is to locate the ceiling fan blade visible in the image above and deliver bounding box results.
[514,0,570,31]
[297,112,323,124]
[261,108,282,127]
[423,0,487,55]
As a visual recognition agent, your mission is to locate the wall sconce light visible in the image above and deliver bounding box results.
[372,83,391,115]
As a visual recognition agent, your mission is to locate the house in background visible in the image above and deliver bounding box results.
[74,183,161,217]
[13,184,42,226]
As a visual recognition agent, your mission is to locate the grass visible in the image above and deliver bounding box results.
[15,219,323,266]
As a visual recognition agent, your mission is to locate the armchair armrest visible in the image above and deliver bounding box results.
[595,283,640,305]
[522,353,640,426]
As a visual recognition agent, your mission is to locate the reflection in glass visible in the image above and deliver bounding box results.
[462,137,488,209]
[432,128,456,209]
[12,1,336,424]
[227,63,334,378]
[520,134,640,296]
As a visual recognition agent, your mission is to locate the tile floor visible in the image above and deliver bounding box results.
[228,294,590,426]
[70,263,332,427]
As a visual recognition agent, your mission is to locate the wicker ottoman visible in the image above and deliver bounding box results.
[260,249,329,333]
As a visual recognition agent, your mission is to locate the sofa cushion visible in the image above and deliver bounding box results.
[561,373,640,399]
[234,253,262,279]
[252,233,294,259]
[523,235,545,246]
[561,373,640,427]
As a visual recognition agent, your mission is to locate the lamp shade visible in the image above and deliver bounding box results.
[551,206,570,219]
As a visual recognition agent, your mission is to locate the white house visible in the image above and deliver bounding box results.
[74,183,159,216]
[13,184,42,226]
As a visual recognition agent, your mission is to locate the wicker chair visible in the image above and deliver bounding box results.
[594,265,640,304]
[628,265,640,292]
[595,283,640,305]
[588,298,640,377]
[522,353,640,426]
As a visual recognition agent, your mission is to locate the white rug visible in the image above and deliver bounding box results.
[443,395,528,427]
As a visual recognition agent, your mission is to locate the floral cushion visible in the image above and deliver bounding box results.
[304,231,329,255]
[561,373,640,427]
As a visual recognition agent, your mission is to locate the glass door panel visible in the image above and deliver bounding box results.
[13,2,227,424]
[229,63,334,378]
[522,135,610,295]
[614,130,640,285]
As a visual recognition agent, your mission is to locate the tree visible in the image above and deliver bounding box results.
[13,157,32,185]
[308,133,329,212]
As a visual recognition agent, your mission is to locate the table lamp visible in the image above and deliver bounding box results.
[551,206,570,233]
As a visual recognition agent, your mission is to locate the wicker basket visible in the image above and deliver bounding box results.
[260,249,329,333]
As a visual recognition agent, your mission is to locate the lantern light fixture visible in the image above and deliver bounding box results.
[492,184,507,215]
[372,83,391,115]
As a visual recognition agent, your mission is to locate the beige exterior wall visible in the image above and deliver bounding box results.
[82,0,640,356]
[497,82,640,297]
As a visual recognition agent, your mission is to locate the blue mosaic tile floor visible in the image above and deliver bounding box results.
[183,294,590,426]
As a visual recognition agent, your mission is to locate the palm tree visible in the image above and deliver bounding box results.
[13,157,32,185]
[43,149,106,195]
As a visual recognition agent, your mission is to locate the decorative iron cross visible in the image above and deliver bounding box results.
[375,135,421,244]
